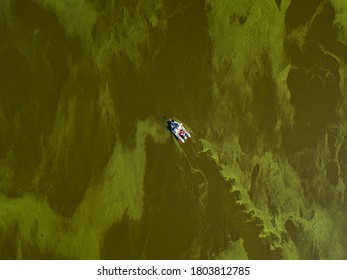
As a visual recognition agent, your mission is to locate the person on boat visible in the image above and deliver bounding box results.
[172,121,179,130]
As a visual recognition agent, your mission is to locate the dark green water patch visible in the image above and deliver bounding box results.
[229,11,249,26]
[239,59,277,154]
[108,56,142,149]
[308,1,347,61]
[274,0,281,10]
[285,0,321,30]
[101,213,142,260]
[147,0,212,127]
[0,46,32,121]
[285,41,340,153]
[140,140,200,259]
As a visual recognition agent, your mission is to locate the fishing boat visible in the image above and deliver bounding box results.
[167,119,191,143]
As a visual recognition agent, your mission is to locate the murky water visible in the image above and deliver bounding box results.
[1,0,347,259]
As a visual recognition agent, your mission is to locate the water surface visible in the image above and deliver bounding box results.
[1,0,347,259]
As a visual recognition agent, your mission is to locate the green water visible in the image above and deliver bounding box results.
[1,0,347,259]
